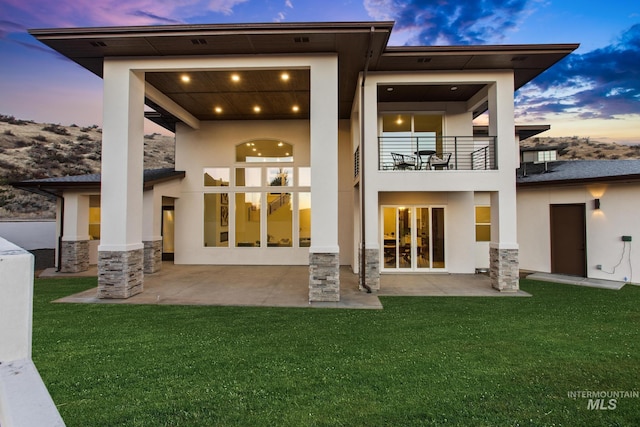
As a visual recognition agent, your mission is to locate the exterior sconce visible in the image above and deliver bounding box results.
[594,198,601,210]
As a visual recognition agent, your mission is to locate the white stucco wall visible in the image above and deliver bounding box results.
[0,220,56,250]
[518,182,640,283]
[0,237,66,426]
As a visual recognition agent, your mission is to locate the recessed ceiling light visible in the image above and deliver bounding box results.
[281,73,290,81]
[253,106,261,113]
[292,105,299,112]
[181,75,191,83]
[278,142,283,146]
[252,148,257,152]
[387,87,394,92]
[214,106,222,113]
[231,74,240,82]
[450,86,458,91]
[285,152,290,156]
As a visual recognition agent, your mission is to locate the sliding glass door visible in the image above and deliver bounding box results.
[382,206,445,271]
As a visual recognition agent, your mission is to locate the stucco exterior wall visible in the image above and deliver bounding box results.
[517,182,640,283]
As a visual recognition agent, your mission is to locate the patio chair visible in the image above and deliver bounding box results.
[391,152,416,170]
[429,152,452,170]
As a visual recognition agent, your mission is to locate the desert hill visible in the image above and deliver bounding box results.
[0,114,174,219]
[1,114,639,219]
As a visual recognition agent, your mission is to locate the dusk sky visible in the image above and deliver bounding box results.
[1,0,638,143]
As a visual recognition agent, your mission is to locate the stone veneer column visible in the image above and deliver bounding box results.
[60,240,90,273]
[359,248,380,291]
[143,240,162,274]
[98,248,144,298]
[490,247,519,292]
[309,252,340,302]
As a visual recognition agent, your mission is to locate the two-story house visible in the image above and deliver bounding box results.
[24,21,578,301]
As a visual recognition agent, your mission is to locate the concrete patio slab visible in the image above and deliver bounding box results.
[47,263,529,309]
[526,272,626,290]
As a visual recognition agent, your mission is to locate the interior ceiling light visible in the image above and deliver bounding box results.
[387,87,394,92]
[181,75,191,83]
[214,106,222,113]
[450,86,458,91]
[278,142,283,146]
[281,73,290,81]
[292,105,300,112]
[231,74,240,82]
[253,106,261,113]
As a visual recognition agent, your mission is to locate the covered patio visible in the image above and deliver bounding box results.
[44,264,530,309]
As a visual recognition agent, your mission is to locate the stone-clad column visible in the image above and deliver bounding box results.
[97,60,145,298]
[490,246,519,292]
[60,193,91,273]
[308,56,340,302]
[60,240,90,273]
[143,240,162,274]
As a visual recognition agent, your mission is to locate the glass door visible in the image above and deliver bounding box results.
[382,206,445,271]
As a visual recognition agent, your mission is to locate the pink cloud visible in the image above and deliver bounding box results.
[2,0,249,29]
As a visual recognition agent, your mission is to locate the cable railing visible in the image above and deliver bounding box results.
[378,136,497,171]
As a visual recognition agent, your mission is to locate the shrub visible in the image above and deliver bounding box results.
[33,135,47,142]
[3,129,14,136]
[42,124,70,136]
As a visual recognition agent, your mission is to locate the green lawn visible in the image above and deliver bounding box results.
[32,278,639,426]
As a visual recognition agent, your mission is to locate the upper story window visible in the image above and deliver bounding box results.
[236,139,293,163]
[382,114,443,138]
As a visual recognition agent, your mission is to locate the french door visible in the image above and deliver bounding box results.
[382,206,445,271]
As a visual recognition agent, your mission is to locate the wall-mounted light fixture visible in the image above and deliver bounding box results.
[594,198,601,210]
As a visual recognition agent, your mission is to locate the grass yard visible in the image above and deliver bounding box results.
[32,278,639,426]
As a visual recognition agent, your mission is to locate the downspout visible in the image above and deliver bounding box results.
[359,26,375,293]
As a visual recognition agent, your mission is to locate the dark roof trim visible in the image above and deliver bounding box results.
[30,21,395,37]
[11,168,185,196]
[384,43,580,54]
[517,174,640,188]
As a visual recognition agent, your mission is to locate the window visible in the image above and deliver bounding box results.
[236,140,293,162]
[204,168,229,186]
[201,139,309,249]
[204,193,229,247]
[475,206,491,242]
[89,195,100,239]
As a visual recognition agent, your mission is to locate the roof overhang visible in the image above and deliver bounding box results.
[11,169,185,197]
[29,22,578,124]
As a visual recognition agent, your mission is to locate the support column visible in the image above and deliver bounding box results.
[360,77,381,291]
[60,193,90,273]
[97,61,145,299]
[309,56,340,302]
[488,75,519,292]
[142,189,162,274]
[489,190,519,292]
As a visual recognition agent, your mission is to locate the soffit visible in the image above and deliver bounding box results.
[30,23,578,123]
[30,22,393,120]
[376,45,579,91]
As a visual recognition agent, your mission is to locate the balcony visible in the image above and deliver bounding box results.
[378,136,497,171]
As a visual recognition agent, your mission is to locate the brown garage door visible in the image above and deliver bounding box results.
[550,204,586,276]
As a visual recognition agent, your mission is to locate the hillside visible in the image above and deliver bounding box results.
[1,115,639,219]
[520,136,640,160]
[0,115,174,219]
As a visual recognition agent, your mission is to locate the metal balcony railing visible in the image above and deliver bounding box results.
[378,136,497,171]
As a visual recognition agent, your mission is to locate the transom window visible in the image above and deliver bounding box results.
[236,139,293,162]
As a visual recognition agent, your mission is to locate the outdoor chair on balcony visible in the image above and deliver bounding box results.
[391,152,416,170]
[429,152,452,170]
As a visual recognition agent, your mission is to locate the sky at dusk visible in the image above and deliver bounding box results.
[0,0,638,143]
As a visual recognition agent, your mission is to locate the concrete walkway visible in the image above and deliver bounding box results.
[526,272,626,290]
[47,263,529,310]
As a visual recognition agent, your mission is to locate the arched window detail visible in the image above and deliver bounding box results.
[236,139,293,162]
